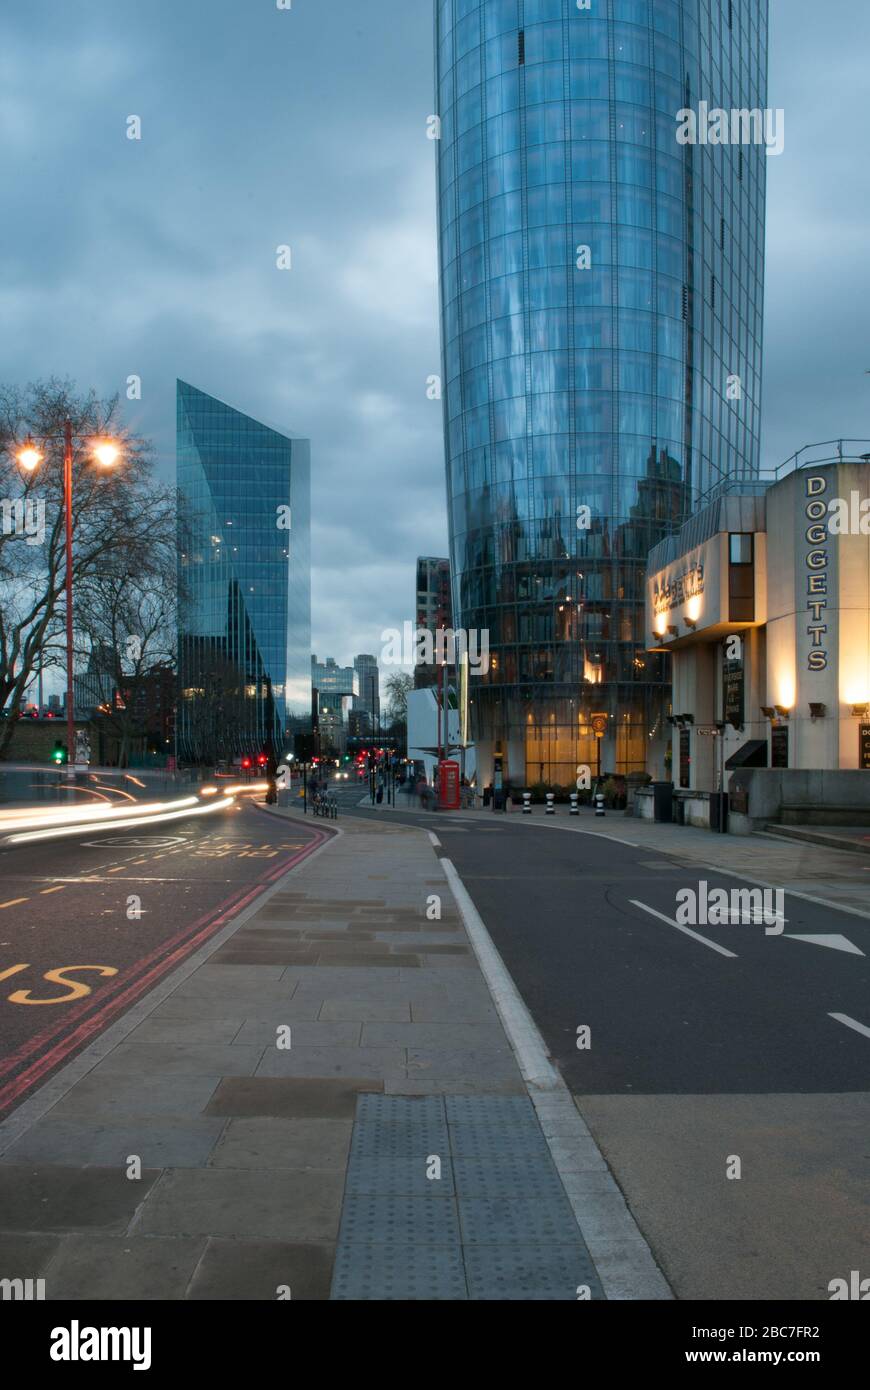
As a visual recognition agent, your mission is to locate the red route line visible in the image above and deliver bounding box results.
[0,823,333,1115]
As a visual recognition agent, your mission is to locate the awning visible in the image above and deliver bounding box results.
[725,739,767,769]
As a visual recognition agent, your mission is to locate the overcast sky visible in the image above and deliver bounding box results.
[2,0,868,676]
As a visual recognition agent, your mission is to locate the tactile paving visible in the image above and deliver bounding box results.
[357,1094,446,1125]
[337,1193,461,1246]
[453,1154,566,1199]
[331,1093,605,1300]
[331,1243,468,1301]
[349,1123,450,1160]
[459,1195,579,1245]
[345,1155,456,1196]
[445,1095,537,1125]
[464,1243,604,1301]
[445,1124,552,1160]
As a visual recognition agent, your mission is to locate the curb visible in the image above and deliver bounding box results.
[439,855,673,1301]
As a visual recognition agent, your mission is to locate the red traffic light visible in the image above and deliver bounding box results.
[241,756,252,770]
[257,754,268,766]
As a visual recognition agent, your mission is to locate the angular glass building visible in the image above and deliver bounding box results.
[435,0,768,785]
[177,381,311,762]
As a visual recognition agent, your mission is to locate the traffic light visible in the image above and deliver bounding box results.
[257,753,268,768]
[51,740,68,766]
[240,756,252,772]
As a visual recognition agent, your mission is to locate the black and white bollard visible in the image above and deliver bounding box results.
[569,792,579,815]
[545,793,555,815]
[522,791,532,814]
[594,792,605,817]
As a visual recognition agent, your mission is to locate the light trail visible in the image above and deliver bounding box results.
[3,794,236,846]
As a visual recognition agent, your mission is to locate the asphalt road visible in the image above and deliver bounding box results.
[338,788,870,1299]
[0,801,329,1117]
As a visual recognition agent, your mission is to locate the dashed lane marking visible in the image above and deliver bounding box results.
[630,899,738,959]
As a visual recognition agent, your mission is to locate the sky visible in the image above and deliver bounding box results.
[2,0,868,679]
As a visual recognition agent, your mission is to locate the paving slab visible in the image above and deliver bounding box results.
[43,1234,205,1300]
[209,1118,352,1170]
[0,1164,162,1233]
[0,1119,226,1169]
[205,1077,382,1120]
[186,1238,333,1300]
[134,1168,345,1242]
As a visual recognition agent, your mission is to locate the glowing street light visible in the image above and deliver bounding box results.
[15,422,122,778]
[16,442,43,471]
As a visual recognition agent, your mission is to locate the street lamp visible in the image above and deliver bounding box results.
[16,421,122,780]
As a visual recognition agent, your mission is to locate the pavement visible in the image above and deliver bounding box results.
[334,789,870,1300]
[0,806,667,1301]
[1,787,867,1301]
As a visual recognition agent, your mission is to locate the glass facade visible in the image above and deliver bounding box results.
[177,380,311,760]
[435,0,767,784]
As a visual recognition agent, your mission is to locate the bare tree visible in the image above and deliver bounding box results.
[385,672,414,722]
[76,568,177,767]
[0,378,175,760]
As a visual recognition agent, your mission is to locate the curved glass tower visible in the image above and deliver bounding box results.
[435,0,767,785]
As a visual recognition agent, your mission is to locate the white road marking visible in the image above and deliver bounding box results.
[441,855,672,1300]
[829,1012,870,1041]
[427,831,441,848]
[784,933,864,956]
[630,899,738,958]
[519,820,639,848]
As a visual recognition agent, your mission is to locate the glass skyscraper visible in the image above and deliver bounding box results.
[435,0,767,785]
[176,381,311,761]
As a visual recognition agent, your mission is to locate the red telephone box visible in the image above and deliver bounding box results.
[438,760,460,810]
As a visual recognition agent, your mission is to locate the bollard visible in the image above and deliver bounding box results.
[545,792,555,815]
[522,791,532,814]
[594,792,605,817]
[569,792,579,815]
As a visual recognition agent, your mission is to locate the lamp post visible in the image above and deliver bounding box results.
[17,423,121,779]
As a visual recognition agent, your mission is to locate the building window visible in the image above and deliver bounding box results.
[729,533,753,565]
[518,31,525,65]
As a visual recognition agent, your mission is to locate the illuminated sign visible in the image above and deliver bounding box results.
[804,476,829,671]
[652,555,705,615]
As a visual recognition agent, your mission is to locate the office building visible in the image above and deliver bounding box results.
[435,0,768,785]
[353,654,381,734]
[177,381,311,761]
[415,556,454,688]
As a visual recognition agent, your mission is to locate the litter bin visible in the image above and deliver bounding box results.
[652,781,673,823]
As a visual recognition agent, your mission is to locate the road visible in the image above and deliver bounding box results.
[0,801,329,1118]
[338,787,870,1300]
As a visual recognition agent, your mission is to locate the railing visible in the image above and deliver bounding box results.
[697,439,870,509]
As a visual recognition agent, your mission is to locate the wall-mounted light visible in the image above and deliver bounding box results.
[760,706,776,719]
[808,703,826,720]
[666,625,678,636]
[683,616,697,629]
[774,705,791,719]
[680,713,695,725]
[850,703,869,717]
